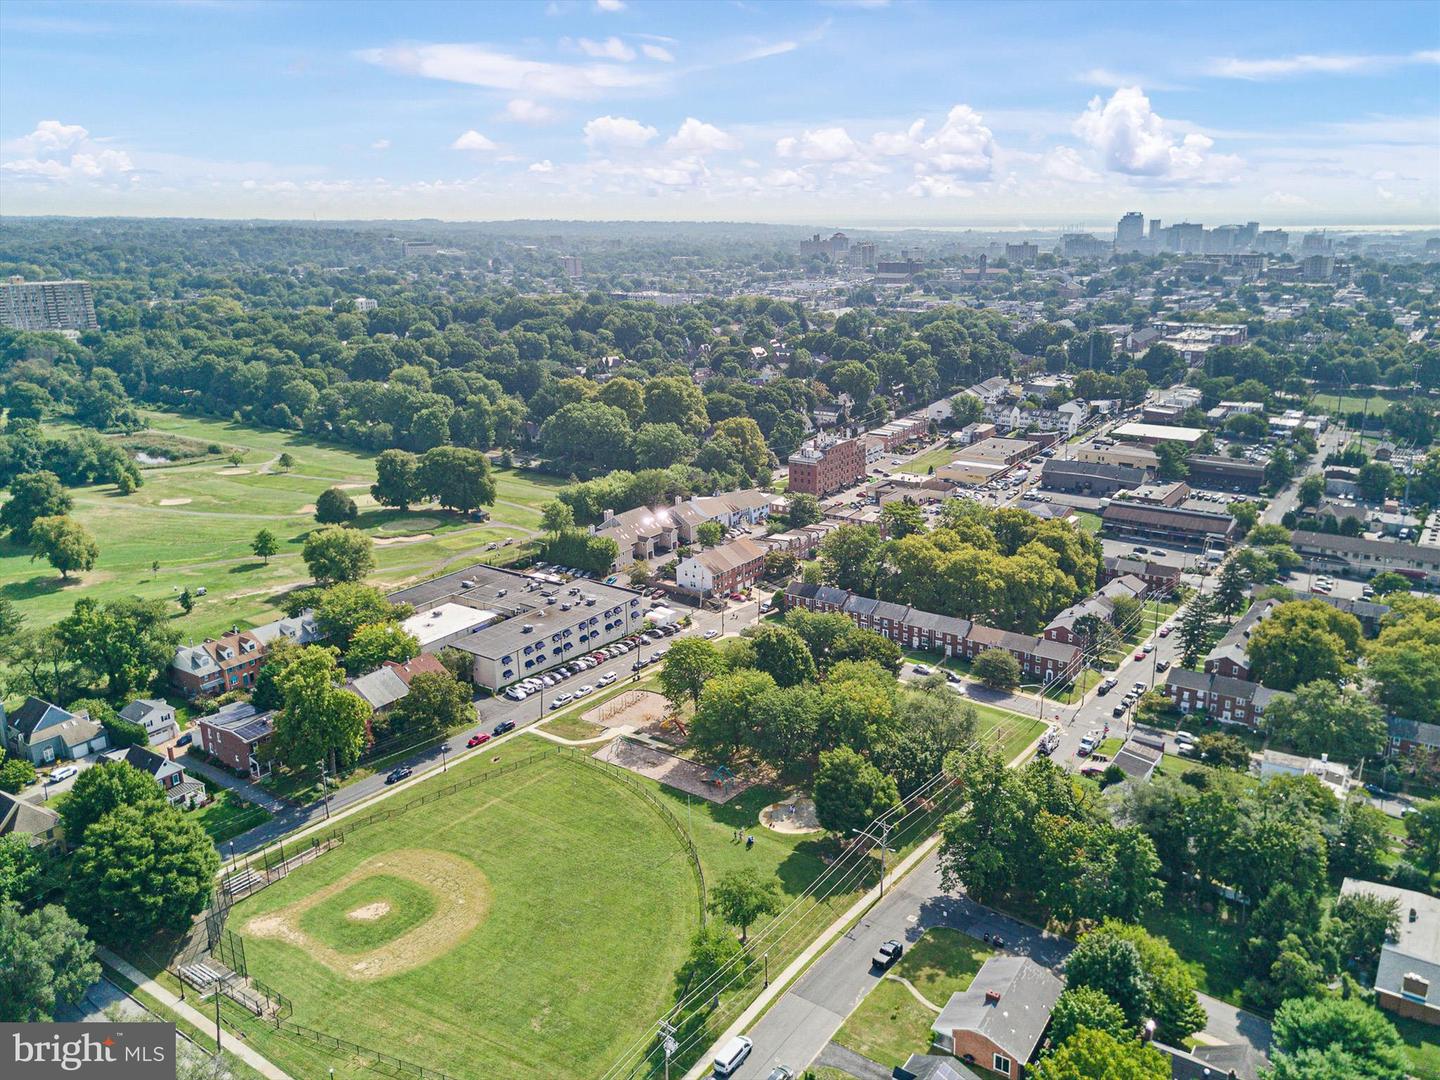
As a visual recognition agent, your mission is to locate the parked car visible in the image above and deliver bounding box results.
[872,940,904,969]
[1158,625,1172,638]
[704,629,719,639]
[466,732,491,748]
[492,720,516,736]
[1133,649,1146,661]
[945,669,963,684]
[575,684,595,697]
[912,664,932,676]
[712,1036,753,1079]
[1112,704,1127,719]
[1097,678,1117,695]
[764,1068,795,1080]
[550,693,574,709]
[1156,659,1171,672]
[598,672,617,687]
[49,765,79,783]
[1078,731,1101,756]
[385,766,413,785]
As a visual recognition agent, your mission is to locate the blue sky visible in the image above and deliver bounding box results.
[2,0,1437,225]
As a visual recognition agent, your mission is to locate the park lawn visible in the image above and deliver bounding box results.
[538,714,606,741]
[1310,390,1395,417]
[3,410,553,641]
[1394,1014,1440,1080]
[835,929,995,1067]
[226,752,698,1080]
[191,782,272,845]
[297,874,437,953]
[1140,895,1249,1006]
[973,706,1048,764]
[905,443,959,474]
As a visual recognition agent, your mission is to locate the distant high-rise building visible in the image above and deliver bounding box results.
[1061,234,1111,259]
[799,231,851,258]
[560,255,583,280]
[1004,241,1039,265]
[0,276,98,332]
[1256,229,1290,254]
[1116,212,1145,250]
[402,241,440,257]
[1240,222,1260,248]
[1169,222,1205,253]
[1302,254,1337,282]
[1148,218,1163,238]
[1301,231,1333,255]
[849,241,878,269]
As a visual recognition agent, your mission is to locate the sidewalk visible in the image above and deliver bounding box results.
[97,947,294,1080]
[183,756,290,814]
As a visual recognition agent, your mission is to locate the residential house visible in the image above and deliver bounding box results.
[1340,879,1440,1025]
[676,537,768,597]
[895,1055,984,1080]
[0,791,63,847]
[346,655,450,730]
[931,956,1062,1078]
[1259,750,1352,797]
[1203,598,1279,680]
[1100,555,1182,595]
[169,610,324,698]
[118,699,179,745]
[1,697,108,764]
[1111,738,1164,782]
[101,744,206,807]
[196,701,275,779]
[1163,668,1287,728]
[1388,716,1440,758]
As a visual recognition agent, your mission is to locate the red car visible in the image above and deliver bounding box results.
[466,732,491,748]
[1158,626,1172,638]
[1134,650,1146,661]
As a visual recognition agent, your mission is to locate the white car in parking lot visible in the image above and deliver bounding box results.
[598,672,617,687]
[575,684,595,697]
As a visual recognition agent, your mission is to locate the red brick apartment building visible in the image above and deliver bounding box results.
[787,437,866,497]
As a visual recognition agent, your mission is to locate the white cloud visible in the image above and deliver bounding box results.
[737,41,798,63]
[503,98,558,124]
[583,114,658,148]
[594,0,626,11]
[451,129,499,151]
[1206,49,1440,80]
[640,43,674,62]
[529,159,555,173]
[1043,145,1101,183]
[1073,86,1241,181]
[776,126,861,162]
[871,104,995,180]
[667,118,741,153]
[13,119,89,153]
[578,36,635,62]
[371,138,391,150]
[357,42,664,99]
[906,174,974,198]
[2,120,134,182]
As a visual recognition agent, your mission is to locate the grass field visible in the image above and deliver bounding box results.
[835,929,994,1067]
[904,442,959,474]
[2,411,565,641]
[1310,390,1396,417]
[226,752,698,1080]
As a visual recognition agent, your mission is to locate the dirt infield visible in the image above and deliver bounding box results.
[583,689,670,731]
[243,848,490,980]
[760,796,821,834]
[592,736,751,804]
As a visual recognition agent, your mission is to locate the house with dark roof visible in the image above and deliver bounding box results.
[1203,598,1279,681]
[196,701,275,779]
[101,744,206,808]
[1156,1040,1269,1080]
[1112,739,1164,782]
[0,790,62,847]
[894,1054,984,1080]
[931,956,1062,1078]
[346,654,450,730]
[1100,554,1183,595]
[118,698,179,745]
[1,697,108,764]
[1389,715,1440,758]
[1164,668,1287,728]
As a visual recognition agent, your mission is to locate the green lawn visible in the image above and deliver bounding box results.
[538,713,606,741]
[3,410,559,641]
[225,752,698,1080]
[191,781,272,845]
[1394,1014,1440,1080]
[296,874,437,953]
[835,928,995,1067]
[1075,510,1103,534]
[904,443,959,474]
[1140,895,1249,1006]
[1309,390,1396,417]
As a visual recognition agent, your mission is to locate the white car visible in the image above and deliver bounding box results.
[49,765,79,783]
[575,684,595,697]
[912,664,932,676]
[505,687,528,701]
[704,629,719,639]
[550,693,574,709]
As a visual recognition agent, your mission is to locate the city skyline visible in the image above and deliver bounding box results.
[1,0,1438,224]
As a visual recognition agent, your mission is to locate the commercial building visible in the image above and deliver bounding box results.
[1186,455,1266,493]
[788,436,867,497]
[676,537,768,597]
[1340,879,1440,1026]
[1289,530,1440,586]
[560,255,583,280]
[1101,501,1241,548]
[1,276,99,332]
[1075,443,1160,471]
[1112,422,1208,447]
[394,564,648,691]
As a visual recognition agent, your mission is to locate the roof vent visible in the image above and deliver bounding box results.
[984,990,1001,1005]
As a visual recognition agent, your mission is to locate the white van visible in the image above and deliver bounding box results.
[712,1035,753,1078]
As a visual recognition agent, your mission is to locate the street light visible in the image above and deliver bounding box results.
[317,759,330,820]
[440,743,449,774]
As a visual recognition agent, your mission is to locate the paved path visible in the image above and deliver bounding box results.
[182,756,290,813]
[96,947,294,1080]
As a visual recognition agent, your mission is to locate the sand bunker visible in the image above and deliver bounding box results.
[374,533,434,546]
[347,901,392,922]
[338,483,369,490]
[761,796,821,834]
[217,467,250,475]
[158,498,192,506]
[243,848,490,980]
[295,504,316,514]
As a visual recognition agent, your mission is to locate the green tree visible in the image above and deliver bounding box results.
[1405,799,1440,874]
[0,471,72,541]
[696,521,725,548]
[1211,559,1248,620]
[68,803,220,948]
[1328,799,1391,880]
[675,920,745,997]
[1246,601,1362,690]
[690,669,776,759]
[0,756,37,794]
[813,746,901,837]
[1064,932,1151,1027]
[972,648,1021,691]
[270,646,370,774]
[633,422,698,470]
[1176,593,1212,670]
[785,492,822,528]
[540,499,575,535]
[29,516,99,579]
[55,596,180,699]
[251,528,279,564]
[1154,441,1189,481]
[818,524,883,594]
[1368,571,1409,596]
[1262,681,1385,760]
[1268,995,1407,1080]
[343,621,420,675]
[388,670,469,737]
[417,446,497,513]
[1032,1028,1168,1080]
[1193,732,1251,770]
[0,901,101,1021]
[1094,921,1207,1043]
[1048,986,1131,1045]
[314,486,358,524]
[371,449,422,510]
[316,582,406,647]
[177,589,194,614]
[0,834,41,904]
[277,452,296,470]
[707,868,783,944]
[59,760,166,849]
[658,637,726,709]
[1331,890,1400,975]
[881,501,926,539]
[302,526,375,584]
[748,623,817,688]
[1296,474,1325,508]
[1357,460,1396,502]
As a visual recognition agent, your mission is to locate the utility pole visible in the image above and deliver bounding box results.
[659,1022,677,1080]
[317,759,330,820]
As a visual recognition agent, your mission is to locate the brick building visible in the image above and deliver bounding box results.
[196,701,275,779]
[676,537,768,597]
[787,436,867,497]
[1163,668,1287,727]
[931,956,1062,1078]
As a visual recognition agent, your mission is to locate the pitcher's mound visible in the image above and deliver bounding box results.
[761,796,821,834]
[348,902,392,921]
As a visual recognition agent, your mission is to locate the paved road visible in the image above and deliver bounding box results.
[225,599,750,854]
[729,849,1268,1079]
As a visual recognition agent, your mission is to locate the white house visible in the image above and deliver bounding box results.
[119,699,179,745]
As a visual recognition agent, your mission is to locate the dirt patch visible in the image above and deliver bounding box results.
[242,848,490,979]
[158,498,193,506]
[583,689,670,731]
[295,504,316,514]
[761,796,821,834]
[338,483,370,490]
[592,736,752,804]
[373,533,434,546]
[216,467,250,475]
[347,901,392,922]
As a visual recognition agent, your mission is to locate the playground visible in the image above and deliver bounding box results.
[583,688,671,731]
[591,736,751,804]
